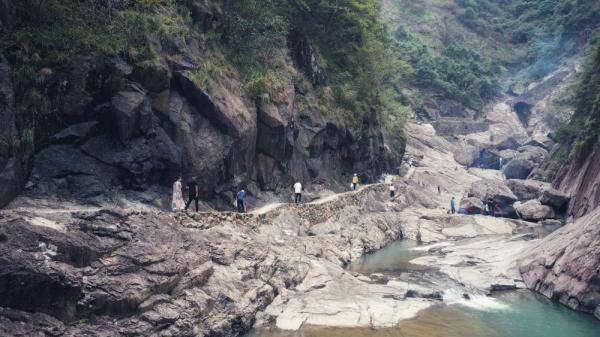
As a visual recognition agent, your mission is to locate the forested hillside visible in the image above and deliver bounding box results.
[381,0,600,118]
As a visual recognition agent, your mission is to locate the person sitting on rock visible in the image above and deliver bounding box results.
[185,176,199,212]
[450,196,456,214]
[293,181,302,204]
[351,174,359,190]
[236,189,246,213]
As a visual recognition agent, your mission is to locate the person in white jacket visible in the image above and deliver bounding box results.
[171,177,185,212]
[294,181,302,204]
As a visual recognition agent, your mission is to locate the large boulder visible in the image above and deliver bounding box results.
[523,135,554,151]
[506,179,551,201]
[111,88,151,142]
[495,137,522,151]
[472,148,501,170]
[497,149,518,168]
[515,200,555,222]
[502,146,548,179]
[459,197,484,214]
[468,179,518,218]
[453,145,479,167]
[503,157,536,179]
[540,188,570,210]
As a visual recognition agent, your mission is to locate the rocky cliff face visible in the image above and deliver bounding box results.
[519,208,600,319]
[553,139,600,220]
[0,58,24,207]
[0,3,401,210]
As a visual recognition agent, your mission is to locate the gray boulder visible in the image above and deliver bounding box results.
[498,149,518,162]
[472,148,501,170]
[503,158,536,179]
[515,200,555,222]
[540,188,570,210]
[468,179,518,217]
[506,179,551,201]
[523,135,554,151]
[502,147,548,179]
[51,121,98,145]
[453,145,479,167]
[495,137,522,151]
[517,145,549,162]
[111,88,151,142]
[460,197,484,214]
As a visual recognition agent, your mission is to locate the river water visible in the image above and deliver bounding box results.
[247,240,600,337]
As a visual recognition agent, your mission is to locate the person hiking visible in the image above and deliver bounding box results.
[450,197,456,214]
[171,177,185,212]
[293,181,302,204]
[185,176,199,212]
[389,184,396,198]
[351,174,359,190]
[494,203,502,217]
[236,189,246,213]
[437,185,441,195]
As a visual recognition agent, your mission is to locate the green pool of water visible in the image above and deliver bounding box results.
[247,240,600,337]
[248,291,599,337]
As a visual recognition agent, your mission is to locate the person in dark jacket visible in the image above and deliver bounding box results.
[185,176,199,212]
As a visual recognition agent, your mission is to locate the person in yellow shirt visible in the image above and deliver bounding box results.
[351,173,359,190]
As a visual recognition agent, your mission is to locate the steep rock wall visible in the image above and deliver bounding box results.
[553,141,600,219]
[0,27,401,209]
[519,208,600,319]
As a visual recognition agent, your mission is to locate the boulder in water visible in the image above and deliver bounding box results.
[506,179,551,201]
[515,200,556,222]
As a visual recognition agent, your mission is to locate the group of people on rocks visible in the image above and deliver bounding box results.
[449,195,501,216]
[171,174,363,213]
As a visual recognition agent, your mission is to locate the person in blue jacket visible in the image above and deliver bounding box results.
[236,189,246,213]
[450,196,456,214]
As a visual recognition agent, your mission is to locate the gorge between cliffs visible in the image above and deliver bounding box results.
[1,1,599,337]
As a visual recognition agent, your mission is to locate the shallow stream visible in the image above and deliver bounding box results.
[248,240,599,337]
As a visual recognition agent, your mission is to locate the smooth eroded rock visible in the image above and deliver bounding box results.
[506,179,551,201]
[515,200,556,222]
